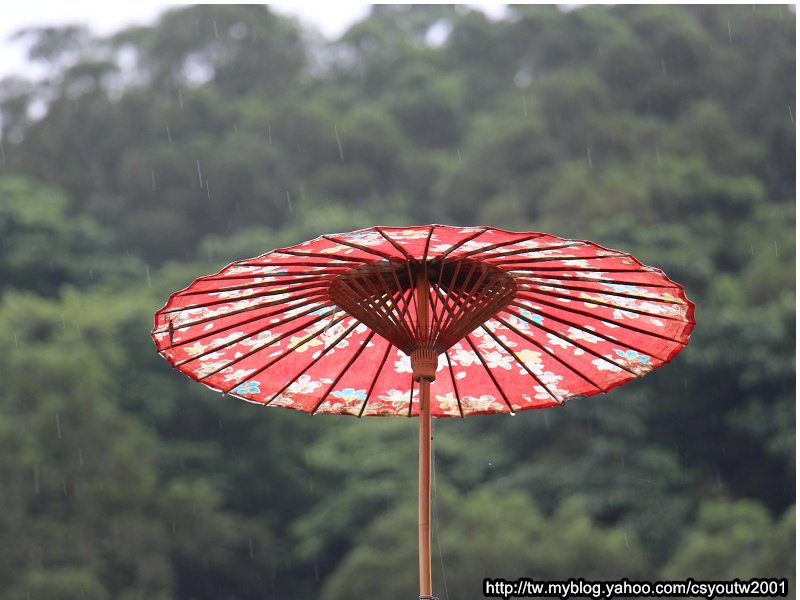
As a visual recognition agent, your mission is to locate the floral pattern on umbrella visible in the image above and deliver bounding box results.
[153,225,694,417]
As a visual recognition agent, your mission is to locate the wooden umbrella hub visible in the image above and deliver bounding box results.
[328,258,517,380]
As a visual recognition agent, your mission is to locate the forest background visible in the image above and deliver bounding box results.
[0,5,794,599]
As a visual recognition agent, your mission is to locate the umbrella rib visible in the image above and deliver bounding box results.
[478,324,565,405]
[505,306,639,377]
[202,265,353,281]
[260,320,363,404]
[436,227,492,262]
[215,313,351,390]
[492,314,606,394]
[322,234,403,264]
[302,329,377,414]
[185,272,343,290]
[174,304,337,367]
[226,260,357,270]
[469,240,586,261]
[167,294,331,348]
[444,351,465,417]
[407,383,414,417]
[373,227,420,266]
[463,335,515,413]
[357,341,393,418]
[517,288,687,323]
[511,272,677,288]
[515,277,687,305]
[167,289,329,331]
[279,248,380,264]
[455,231,546,260]
[373,271,418,343]
[487,253,626,266]
[347,270,411,340]
[511,296,680,350]
[163,281,330,313]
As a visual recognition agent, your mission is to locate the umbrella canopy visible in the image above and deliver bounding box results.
[153,224,694,599]
[153,225,694,417]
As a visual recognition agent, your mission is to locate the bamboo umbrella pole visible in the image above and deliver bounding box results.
[415,268,433,599]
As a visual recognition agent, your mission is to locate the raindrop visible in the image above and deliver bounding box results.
[624,533,630,549]
[206,179,211,200]
[56,414,62,439]
[656,148,662,166]
[213,19,220,39]
[457,149,462,162]
[660,59,667,76]
[13,333,18,347]
[522,95,528,116]
[78,447,84,466]
[145,265,152,288]
[788,105,794,124]
[586,147,593,169]
[166,126,172,143]
[774,240,778,257]
[334,125,344,161]
[172,521,177,534]
[33,464,39,494]
[0,139,5,163]
[219,418,223,430]
[268,124,272,145]
[178,88,184,108]
[196,159,203,188]
[151,170,156,191]
[488,461,493,467]
[621,455,625,468]
[248,538,254,559]
[727,20,732,43]
[286,191,294,212]
[62,479,68,497]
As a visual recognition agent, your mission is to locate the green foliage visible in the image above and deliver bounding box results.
[322,489,649,600]
[0,4,793,598]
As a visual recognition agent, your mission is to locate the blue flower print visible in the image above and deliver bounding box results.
[606,284,639,294]
[232,381,261,395]
[613,349,651,365]
[519,309,544,326]
[332,388,368,402]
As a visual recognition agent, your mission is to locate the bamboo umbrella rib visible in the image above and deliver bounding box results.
[373,228,420,265]
[169,289,329,331]
[492,314,607,394]
[477,323,565,405]
[443,351,465,418]
[215,313,351,390]
[467,240,586,262]
[173,303,339,367]
[357,341,394,418]
[181,272,342,291]
[309,329,377,414]
[487,253,627,266]
[434,227,491,262]
[514,277,687,304]
[464,335,516,413]
[201,264,355,280]
[163,281,330,313]
[279,248,388,264]
[454,231,546,260]
[322,234,405,264]
[512,271,679,288]
[511,296,680,351]
[168,294,331,348]
[505,306,640,376]
[262,320,364,407]
[517,288,686,322]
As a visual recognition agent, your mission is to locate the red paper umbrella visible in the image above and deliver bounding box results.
[153,224,694,599]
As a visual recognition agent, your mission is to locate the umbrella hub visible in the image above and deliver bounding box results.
[328,258,517,374]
